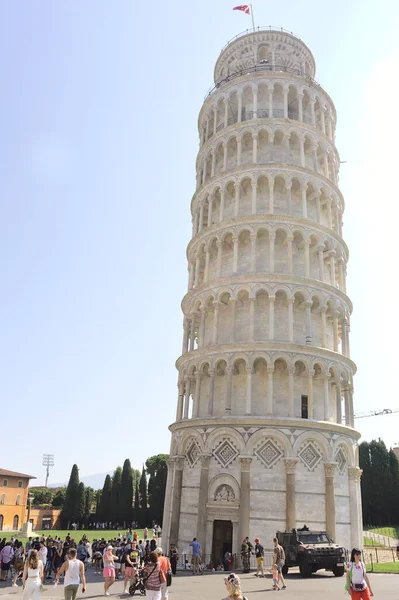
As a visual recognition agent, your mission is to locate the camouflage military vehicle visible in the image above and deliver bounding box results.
[276,528,346,578]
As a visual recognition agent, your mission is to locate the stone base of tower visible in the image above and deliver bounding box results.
[162,419,363,562]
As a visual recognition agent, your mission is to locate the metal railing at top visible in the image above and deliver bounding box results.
[205,63,321,100]
[218,26,309,55]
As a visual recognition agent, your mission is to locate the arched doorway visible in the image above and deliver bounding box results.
[13,515,19,530]
[212,520,233,569]
[0,515,3,531]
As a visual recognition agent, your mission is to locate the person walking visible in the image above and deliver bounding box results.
[102,545,119,596]
[0,541,14,581]
[272,538,286,590]
[11,543,25,587]
[55,548,86,600]
[254,538,265,577]
[155,548,171,600]
[143,551,164,600]
[22,549,43,600]
[189,538,201,575]
[223,573,247,600]
[123,545,136,595]
[169,543,178,575]
[346,548,374,599]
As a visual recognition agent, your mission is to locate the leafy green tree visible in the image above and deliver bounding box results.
[111,467,122,523]
[146,454,168,524]
[62,464,80,526]
[98,474,112,521]
[31,488,53,506]
[121,459,133,525]
[52,489,66,507]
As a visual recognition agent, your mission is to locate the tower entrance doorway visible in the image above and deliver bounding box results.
[212,520,233,569]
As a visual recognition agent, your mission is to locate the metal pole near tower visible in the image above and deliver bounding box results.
[250,4,255,31]
[42,454,54,487]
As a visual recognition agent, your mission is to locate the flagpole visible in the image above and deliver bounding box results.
[250,4,255,31]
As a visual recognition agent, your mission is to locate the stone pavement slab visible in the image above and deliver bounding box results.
[0,569,397,600]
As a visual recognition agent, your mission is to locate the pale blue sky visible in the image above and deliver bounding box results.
[1,0,398,486]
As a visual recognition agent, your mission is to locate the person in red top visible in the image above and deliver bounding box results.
[154,548,171,600]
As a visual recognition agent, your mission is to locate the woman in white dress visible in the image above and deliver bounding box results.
[22,549,44,600]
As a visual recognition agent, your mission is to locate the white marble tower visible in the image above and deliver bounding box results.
[162,28,362,562]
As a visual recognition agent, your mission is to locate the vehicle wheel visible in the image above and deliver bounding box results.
[282,565,288,575]
[299,564,312,578]
[333,566,345,577]
[128,586,136,595]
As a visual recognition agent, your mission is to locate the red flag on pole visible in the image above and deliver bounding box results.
[233,4,251,14]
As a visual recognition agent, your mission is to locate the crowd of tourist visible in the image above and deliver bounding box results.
[0,530,374,599]
[0,528,171,600]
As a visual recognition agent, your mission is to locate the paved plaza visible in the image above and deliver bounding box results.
[0,569,397,600]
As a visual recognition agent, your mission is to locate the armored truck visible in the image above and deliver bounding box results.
[276,528,346,578]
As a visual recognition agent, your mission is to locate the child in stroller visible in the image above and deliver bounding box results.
[128,567,147,596]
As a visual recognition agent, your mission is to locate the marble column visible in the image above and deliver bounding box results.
[288,366,295,417]
[183,378,191,419]
[225,366,233,413]
[246,367,253,415]
[208,370,215,416]
[324,462,337,541]
[335,380,342,424]
[176,380,185,421]
[162,457,175,550]
[169,457,184,545]
[239,457,252,544]
[307,369,314,419]
[284,458,299,531]
[267,367,274,415]
[212,302,219,344]
[348,467,363,549]
[196,454,211,553]
[269,296,275,340]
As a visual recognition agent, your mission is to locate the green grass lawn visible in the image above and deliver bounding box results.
[366,562,399,573]
[10,529,147,542]
[368,526,399,538]
[364,537,384,547]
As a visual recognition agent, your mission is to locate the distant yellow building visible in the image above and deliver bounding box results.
[0,468,36,531]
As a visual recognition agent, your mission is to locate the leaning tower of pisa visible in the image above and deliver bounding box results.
[162,28,362,561]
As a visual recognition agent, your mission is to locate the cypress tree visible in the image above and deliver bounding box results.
[133,481,140,524]
[77,482,86,523]
[121,459,133,525]
[85,487,94,520]
[98,475,112,522]
[359,441,372,526]
[139,466,148,527]
[146,454,168,524]
[62,464,80,527]
[368,439,390,525]
[111,467,122,523]
[388,449,399,525]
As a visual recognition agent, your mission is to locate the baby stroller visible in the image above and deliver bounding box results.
[128,568,146,596]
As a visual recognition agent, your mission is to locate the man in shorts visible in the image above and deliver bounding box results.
[254,538,265,577]
[273,538,286,590]
[189,538,201,575]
